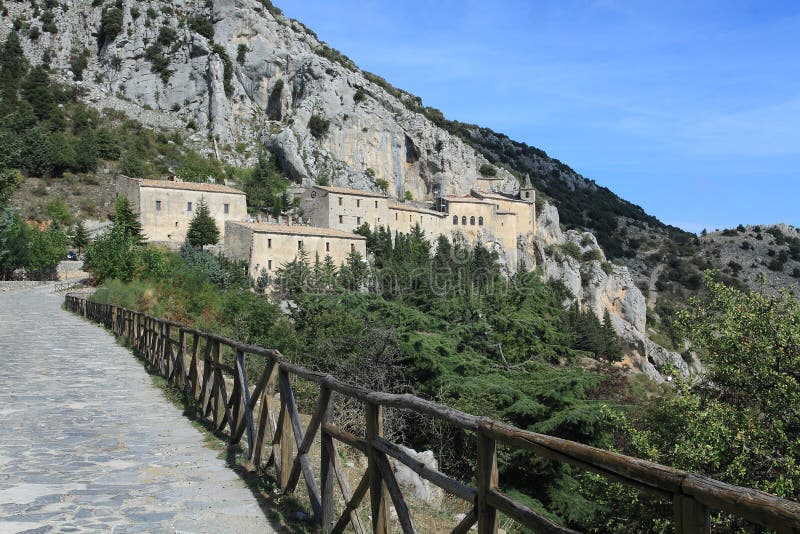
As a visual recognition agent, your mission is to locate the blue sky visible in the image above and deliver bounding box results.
[274,1,800,233]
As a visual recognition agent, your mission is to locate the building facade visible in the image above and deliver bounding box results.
[116,176,248,246]
[301,183,536,268]
[224,221,368,280]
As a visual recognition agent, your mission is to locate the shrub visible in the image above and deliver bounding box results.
[157,26,177,47]
[129,6,139,19]
[353,87,367,104]
[69,48,89,81]
[558,242,582,261]
[211,44,234,97]
[188,15,214,40]
[98,6,123,48]
[582,248,603,262]
[308,114,330,139]
[236,43,247,65]
[479,163,496,177]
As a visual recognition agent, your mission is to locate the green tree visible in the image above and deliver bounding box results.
[27,225,68,279]
[118,150,148,177]
[45,197,73,227]
[112,195,144,244]
[83,225,138,282]
[71,219,90,254]
[73,129,99,172]
[243,151,288,213]
[186,197,220,249]
[597,273,800,531]
[0,208,30,278]
[0,167,21,208]
[337,248,368,290]
[174,150,222,182]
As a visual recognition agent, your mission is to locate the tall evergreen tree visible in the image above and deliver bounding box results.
[71,220,90,254]
[112,195,144,244]
[186,197,220,249]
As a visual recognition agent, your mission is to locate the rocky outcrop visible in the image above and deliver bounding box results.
[534,203,688,381]
[1,0,514,199]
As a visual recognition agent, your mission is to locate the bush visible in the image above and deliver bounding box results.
[211,44,234,97]
[188,15,214,40]
[308,114,330,139]
[98,6,123,48]
[157,26,178,46]
[558,242,582,261]
[353,87,367,104]
[236,43,247,65]
[582,248,603,262]
[479,163,496,177]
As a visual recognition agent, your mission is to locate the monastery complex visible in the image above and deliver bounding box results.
[117,175,537,280]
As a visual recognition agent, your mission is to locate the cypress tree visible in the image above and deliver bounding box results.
[112,196,144,244]
[186,197,220,249]
[72,220,90,254]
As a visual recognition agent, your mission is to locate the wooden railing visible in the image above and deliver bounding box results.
[64,294,800,534]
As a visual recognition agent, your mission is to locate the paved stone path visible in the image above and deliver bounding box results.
[0,286,278,533]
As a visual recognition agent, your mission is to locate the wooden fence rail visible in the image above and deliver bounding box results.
[64,294,800,534]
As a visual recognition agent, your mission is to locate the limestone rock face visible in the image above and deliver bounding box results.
[1,0,513,196]
[534,203,682,381]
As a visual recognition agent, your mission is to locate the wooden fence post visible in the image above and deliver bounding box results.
[366,401,390,534]
[674,494,711,534]
[320,387,335,532]
[278,368,294,491]
[477,429,499,534]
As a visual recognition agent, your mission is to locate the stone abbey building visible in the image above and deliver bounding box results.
[118,175,536,281]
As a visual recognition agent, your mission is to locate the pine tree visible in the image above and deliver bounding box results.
[112,196,144,244]
[186,197,220,249]
[72,220,90,254]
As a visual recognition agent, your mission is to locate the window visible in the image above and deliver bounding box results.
[326,242,330,252]
[351,243,355,251]
[155,200,161,211]
[224,203,229,214]
[525,192,530,198]
[268,238,272,249]
[395,213,398,221]
[356,199,361,208]
[357,217,361,225]
[338,215,343,224]
[461,216,467,225]
[409,215,412,222]
[338,197,343,206]
[268,260,272,270]
[374,201,378,209]
[453,215,458,225]
[298,240,303,250]
[478,216,484,226]
[470,216,475,226]
[187,201,192,212]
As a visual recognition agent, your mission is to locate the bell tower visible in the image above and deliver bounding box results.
[520,174,535,203]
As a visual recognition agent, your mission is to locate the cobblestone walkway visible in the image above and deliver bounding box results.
[0,286,278,533]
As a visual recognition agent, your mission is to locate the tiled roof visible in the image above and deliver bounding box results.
[388,202,446,216]
[230,221,366,240]
[314,185,387,198]
[139,179,245,195]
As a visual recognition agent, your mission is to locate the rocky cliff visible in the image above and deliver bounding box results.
[1,0,686,379]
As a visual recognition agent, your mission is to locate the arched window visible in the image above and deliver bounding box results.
[478,216,484,226]
[461,216,467,225]
[453,215,458,225]
[470,216,475,226]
